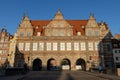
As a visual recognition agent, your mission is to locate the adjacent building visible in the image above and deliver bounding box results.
[0,28,12,66]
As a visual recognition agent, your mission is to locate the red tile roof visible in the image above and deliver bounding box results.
[30,20,88,36]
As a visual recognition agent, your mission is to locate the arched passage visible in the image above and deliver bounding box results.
[76,58,86,71]
[47,58,57,70]
[32,58,42,71]
[61,58,71,70]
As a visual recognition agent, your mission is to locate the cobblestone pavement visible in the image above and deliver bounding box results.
[0,71,120,80]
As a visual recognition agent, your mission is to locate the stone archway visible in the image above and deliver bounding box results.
[61,58,71,70]
[47,58,57,70]
[32,58,42,71]
[76,58,86,71]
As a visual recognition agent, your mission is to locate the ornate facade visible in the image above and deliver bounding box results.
[3,10,114,71]
[0,28,12,66]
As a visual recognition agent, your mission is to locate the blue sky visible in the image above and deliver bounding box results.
[0,0,120,35]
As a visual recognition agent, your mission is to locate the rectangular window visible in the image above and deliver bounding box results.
[0,50,2,54]
[81,42,86,51]
[53,43,57,51]
[60,42,65,51]
[4,44,7,48]
[66,43,71,50]
[95,31,99,36]
[88,42,93,50]
[46,43,51,51]
[19,43,24,50]
[95,42,99,50]
[33,43,38,51]
[37,32,41,36]
[39,42,44,51]
[114,50,117,53]
[25,43,30,51]
[74,42,79,51]
[0,44,2,48]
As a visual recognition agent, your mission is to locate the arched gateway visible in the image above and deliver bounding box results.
[76,58,86,71]
[61,58,71,70]
[47,58,57,70]
[32,58,42,71]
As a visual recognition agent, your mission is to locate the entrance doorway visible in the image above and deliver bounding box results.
[61,58,71,70]
[76,58,86,71]
[47,58,57,70]
[32,58,42,71]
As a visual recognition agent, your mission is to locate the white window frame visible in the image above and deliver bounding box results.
[95,42,99,50]
[39,42,44,51]
[60,42,65,51]
[66,42,71,50]
[33,43,38,51]
[53,43,57,51]
[74,42,79,51]
[46,43,51,51]
[81,42,86,51]
[19,43,24,50]
[88,42,93,51]
[25,43,30,51]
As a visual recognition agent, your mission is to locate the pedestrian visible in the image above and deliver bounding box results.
[98,65,102,73]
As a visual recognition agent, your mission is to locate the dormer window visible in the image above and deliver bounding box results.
[82,26,84,28]
[36,26,39,29]
[77,32,81,36]
[37,32,41,36]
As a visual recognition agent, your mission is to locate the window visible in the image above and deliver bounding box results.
[46,43,51,51]
[95,42,99,50]
[39,42,44,50]
[60,42,65,50]
[74,42,79,50]
[37,32,41,36]
[116,57,118,61]
[81,42,86,50]
[114,50,117,53]
[53,30,58,36]
[66,43,71,50]
[25,43,30,51]
[1,38,4,42]
[4,44,7,48]
[60,31,65,36]
[27,32,30,37]
[95,31,99,36]
[87,31,92,36]
[0,44,2,48]
[53,43,57,51]
[106,44,111,51]
[0,50,2,54]
[88,42,93,50]
[19,43,24,50]
[33,43,37,51]
[60,23,64,27]
[54,23,57,27]
[77,32,81,36]
[20,32,24,37]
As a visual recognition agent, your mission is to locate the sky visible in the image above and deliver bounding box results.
[0,0,120,35]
